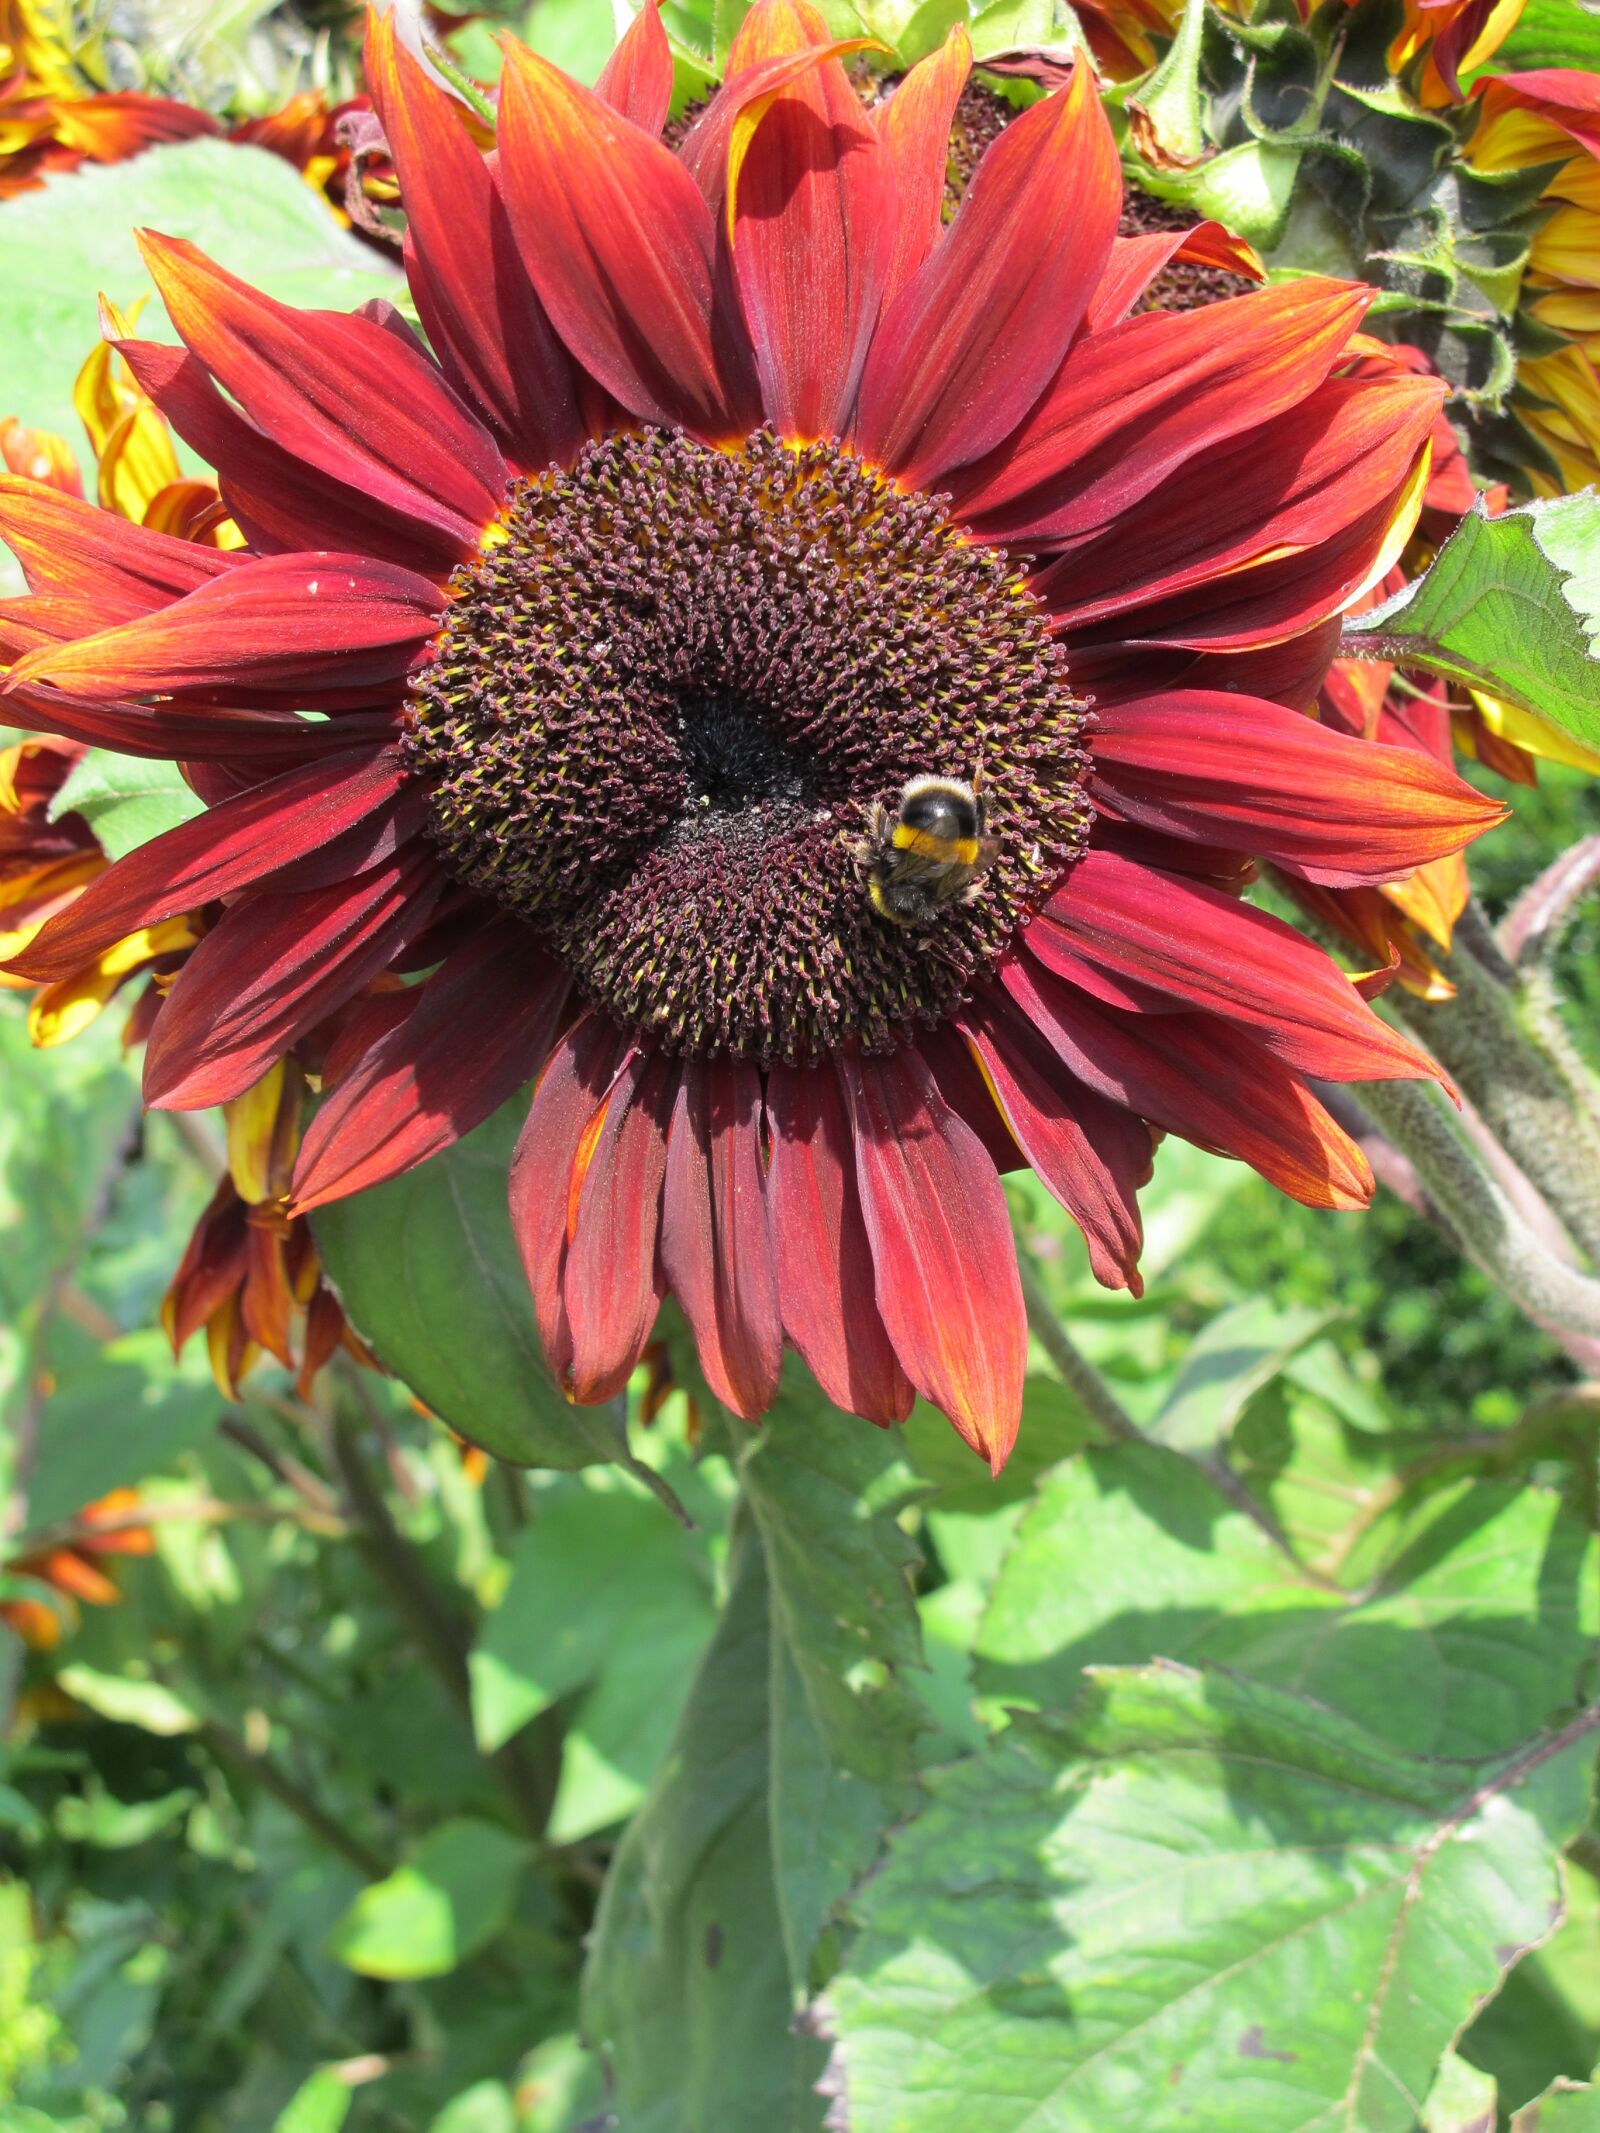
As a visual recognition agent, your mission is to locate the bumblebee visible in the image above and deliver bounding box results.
[858,773,999,928]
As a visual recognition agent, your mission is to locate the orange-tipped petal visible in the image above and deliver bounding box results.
[872,26,971,309]
[853,60,1120,489]
[496,39,757,441]
[725,0,896,439]
[837,1045,1026,1472]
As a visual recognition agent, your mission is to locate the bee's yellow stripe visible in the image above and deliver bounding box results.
[891,826,979,865]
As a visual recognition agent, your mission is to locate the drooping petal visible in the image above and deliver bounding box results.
[8,745,413,983]
[956,279,1372,542]
[872,26,971,308]
[660,1058,782,1419]
[509,1012,631,1385]
[364,9,585,469]
[724,0,896,438]
[1001,952,1375,1210]
[958,989,1150,1294]
[676,39,878,214]
[1034,847,1444,1081]
[564,1047,678,1402]
[143,848,445,1108]
[496,41,757,441]
[0,474,238,616]
[1087,690,1506,885]
[837,1045,1026,1471]
[1083,222,1263,332]
[1035,374,1443,632]
[290,919,570,1211]
[117,335,471,576]
[852,61,1120,489]
[6,554,442,705]
[595,0,674,135]
[765,1059,913,1425]
[138,232,507,548]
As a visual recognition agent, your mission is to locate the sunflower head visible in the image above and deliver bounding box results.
[0,0,1504,1466]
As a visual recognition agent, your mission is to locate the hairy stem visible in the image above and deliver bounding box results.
[1390,937,1600,1268]
[1358,1079,1600,1339]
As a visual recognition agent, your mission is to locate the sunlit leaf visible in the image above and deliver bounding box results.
[821,1664,1596,2133]
[327,1819,530,1981]
[1342,494,1600,759]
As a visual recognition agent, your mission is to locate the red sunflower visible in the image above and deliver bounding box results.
[1,2,1503,1469]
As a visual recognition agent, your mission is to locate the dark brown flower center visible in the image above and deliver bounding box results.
[403,429,1090,1063]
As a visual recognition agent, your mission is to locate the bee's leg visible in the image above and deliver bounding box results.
[852,804,888,870]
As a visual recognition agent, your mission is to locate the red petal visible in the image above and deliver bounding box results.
[837,1045,1026,1472]
[958,988,1149,1293]
[677,40,878,212]
[138,232,506,550]
[0,686,394,765]
[9,745,413,982]
[727,0,896,439]
[872,26,971,308]
[1088,689,1506,885]
[143,848,444,1109]
[660,1059,782,1420]
[596,0,674,135]
[290,918,568,1210]
[1000,952,1375,1210]
[1036,846,1443,1081]
[364,10,584,470]
[564,1047,678,1402]
[957,279,1372,542]
[765,1060,913,1425]
[509,1012,631,1385]
[118,336,465,577]
[0,474,238,617]
[852,61,1119,489]
[1084,222,1263,332]
[6,554,442,705]
[496,40,756,441]
[1036,375,1442,631]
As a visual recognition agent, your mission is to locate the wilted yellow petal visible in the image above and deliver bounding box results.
[226,1061,287,1205]
[1472,690,1600,777]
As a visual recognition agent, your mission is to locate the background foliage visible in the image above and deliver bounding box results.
[2,1,1599,2130]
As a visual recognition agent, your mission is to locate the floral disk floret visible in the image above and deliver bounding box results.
[0,0,1506,1469]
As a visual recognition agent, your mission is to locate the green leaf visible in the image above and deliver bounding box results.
[462,1476,712,1774]
[1423,2050,1500,2132]
[1126,0,1208,162]
[1492,0,1600,73]
[583,1510,829,2133]
[49,752,203,861]
[26,1330,215,1529]
[975,1447,1598,1758]
[1513,2082,1600,2133]
[738,1372,926,1978]
[272,2067,355,2133]
[1342,494,1600,756]
[967,0,1067,61]
[55,1667,199,1737]
[327,1819,530,1981]
[894,0,967,65]
[1150,1297,1333,1451]
[0,138,400,491]
[821,1664,1597,2133]
[312,1100,630,1472]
